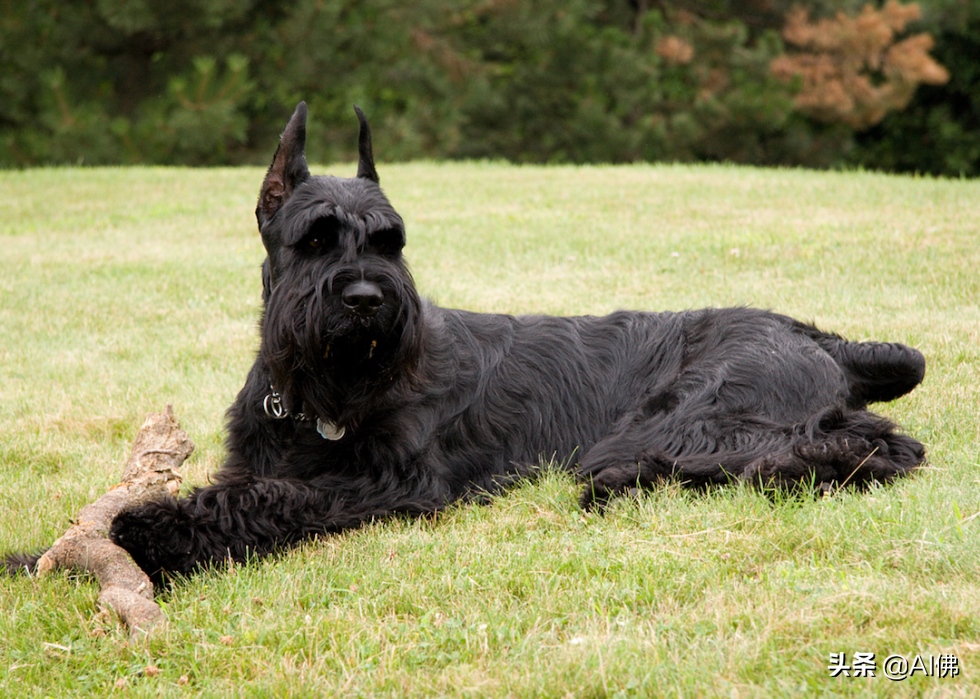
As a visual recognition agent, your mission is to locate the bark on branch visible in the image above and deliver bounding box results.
[36,405,194,639]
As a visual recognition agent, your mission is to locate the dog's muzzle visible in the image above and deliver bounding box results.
[342,280,384,317]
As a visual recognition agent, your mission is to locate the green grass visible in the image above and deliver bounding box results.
[1,162,979,697]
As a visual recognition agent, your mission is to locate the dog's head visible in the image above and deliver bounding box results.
[255,102,423,426]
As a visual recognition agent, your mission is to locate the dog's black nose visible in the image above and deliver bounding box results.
[342,280,384,316]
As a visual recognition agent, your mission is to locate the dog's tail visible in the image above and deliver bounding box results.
[823,338,925,407]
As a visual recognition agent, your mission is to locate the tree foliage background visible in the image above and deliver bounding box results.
[1,0,976,175]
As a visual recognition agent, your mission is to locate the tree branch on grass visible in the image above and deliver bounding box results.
[35,405,194,639]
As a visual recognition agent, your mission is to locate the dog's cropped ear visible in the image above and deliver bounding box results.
[354,105,379,184]
[256,102,311,230]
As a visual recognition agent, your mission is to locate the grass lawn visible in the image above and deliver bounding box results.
[1,161,978,697]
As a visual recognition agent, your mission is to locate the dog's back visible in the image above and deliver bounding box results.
[430,306,924,480]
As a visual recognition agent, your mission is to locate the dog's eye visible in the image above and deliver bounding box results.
[368,227,405,257]
[303,234,330,253]
[300,217,340,253]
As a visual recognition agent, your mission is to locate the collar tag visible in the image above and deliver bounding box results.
[316,418,346,441]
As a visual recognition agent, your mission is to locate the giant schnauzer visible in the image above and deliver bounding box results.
[6,103,926,581]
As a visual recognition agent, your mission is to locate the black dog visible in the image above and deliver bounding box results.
[7,103,926,581]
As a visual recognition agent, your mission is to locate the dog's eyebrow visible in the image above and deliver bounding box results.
[363,211,403,233]
[282,209,339,245]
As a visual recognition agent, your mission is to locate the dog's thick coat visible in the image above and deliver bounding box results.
[12,103,928,580]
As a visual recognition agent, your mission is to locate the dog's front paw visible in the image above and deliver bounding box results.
[2,550,47,576]
[110,499,198,582]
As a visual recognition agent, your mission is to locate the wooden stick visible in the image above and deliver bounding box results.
[35,405,194,639]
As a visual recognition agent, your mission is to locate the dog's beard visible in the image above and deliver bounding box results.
[260,269,423,426]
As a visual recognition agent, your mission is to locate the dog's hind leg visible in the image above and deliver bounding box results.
[577,434,756,511]
[576,407,925,510]
[575,406,785,509]
[575,419,738,510]
[740,406,925,490]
